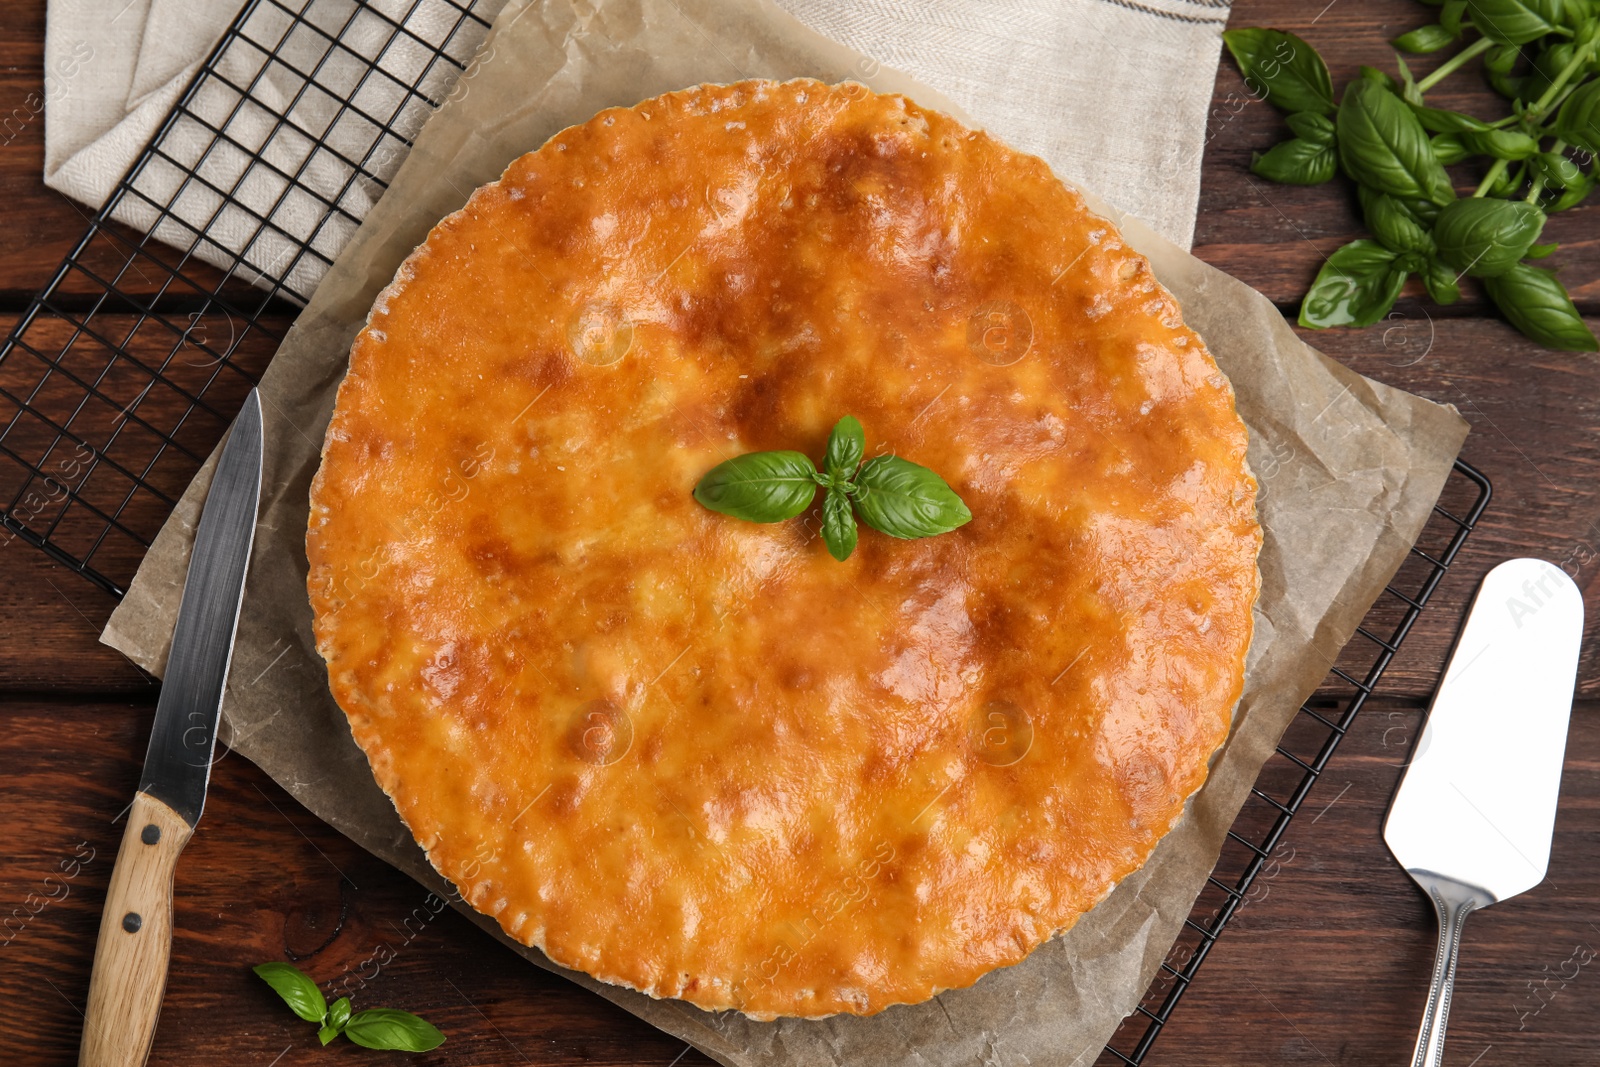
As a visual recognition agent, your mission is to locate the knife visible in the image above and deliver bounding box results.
[1384,556,1584,1067]
[78,390,263,1067]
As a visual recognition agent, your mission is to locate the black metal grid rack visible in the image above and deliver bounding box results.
[0,0,498,596]
[0,1,1492,1062]
[1097,460,1491,1065]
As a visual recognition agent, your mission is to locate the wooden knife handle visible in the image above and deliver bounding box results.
[78,792,195,1067]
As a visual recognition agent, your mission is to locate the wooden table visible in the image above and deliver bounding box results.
[3,1,1598,1063]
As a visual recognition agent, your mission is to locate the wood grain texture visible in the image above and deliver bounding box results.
[79,792,193,1067]
[0,0,1597,1065]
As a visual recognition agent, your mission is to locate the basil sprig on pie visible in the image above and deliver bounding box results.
[693,416,971,561]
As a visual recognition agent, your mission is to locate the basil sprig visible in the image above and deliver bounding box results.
[1225,9,1599,352]
[693,416,971,561]
[252,962,446,1052]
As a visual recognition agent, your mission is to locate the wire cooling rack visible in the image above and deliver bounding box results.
[0,0,499,595]
[1097,460,1491,1065]
[0,0,1492,1062]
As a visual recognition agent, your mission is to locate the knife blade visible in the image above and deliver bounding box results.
[1384,557,1584,1067]
[79,390,263,1067]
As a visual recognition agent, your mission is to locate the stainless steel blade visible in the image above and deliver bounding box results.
[136,390,263,827]
[1384,556,1583,1067]
[1385,556,1582,897]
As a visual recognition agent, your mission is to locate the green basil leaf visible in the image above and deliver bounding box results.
[318,1025,340,1047]
[1460,128,1541,159]
[1410,103,1495,133]
[1564,0,1596,26]
[1430,132,1472,164]
[1424,258,1463,304]
[252,962,327,1024]
[1337,79,1456,204]
[1524,43,1578,101]
[1395,54,1427,105]
[1359,187,1437,252]
[1485,41,1528,99]
[821,487,858,561]
[1360,65,1400,91]
[1251,137,1339,184]
[852,455,972,539]
[1442,0,1470,34]
[1556,78,1600,151]
[823,415,865,482]
[693,450,819,522]
[1433,197,1547,275]
[1527,240,1561,257]
[1534,150,1584,186]
[1394,23,1460,52]
[1484,264,1599,349]
[1286,111,1338,146]
[1465,0,1564,45]
[1548,173,1594,209]
[1223,28,1337,114]
[328,996,352,1031]
[1299,240,1408,328]
[343,1008,447,1052]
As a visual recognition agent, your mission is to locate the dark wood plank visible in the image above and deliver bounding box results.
[6,694,1593,1066]
[0,697,715,1067]
[0,312,287,691]
[1200,0,1600,316]
[1134,697,1600,1067]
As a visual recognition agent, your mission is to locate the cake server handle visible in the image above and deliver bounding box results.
[1407,871,1494,1067]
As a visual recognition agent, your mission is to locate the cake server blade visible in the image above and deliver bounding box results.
[1384,557,1583,1067]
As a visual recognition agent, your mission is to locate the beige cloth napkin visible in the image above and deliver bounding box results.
[44,0,1232,285]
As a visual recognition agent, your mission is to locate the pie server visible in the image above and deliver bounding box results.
[79,390,263,1067]
[1384,557,1583,1067]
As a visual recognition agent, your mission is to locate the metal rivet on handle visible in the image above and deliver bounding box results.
[141,823,160,845]
[122,912,142,933]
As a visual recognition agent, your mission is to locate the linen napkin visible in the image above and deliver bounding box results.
[44,0,1232,291]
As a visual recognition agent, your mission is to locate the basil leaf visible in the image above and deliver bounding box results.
[1430,132,1471,164]
[1424,258,1463,304]
[1527,241,1560,257]
[1359,187,1437,253]
[1484,264,1599,349]
[821,487,858,561]
[1548,173,1593,210]
[1556,78,1600,152]
[328,996,352,1031]
[1466,0,1564,45]
[1524,43,1578,101]
[1286,111,1337,146]
[1433,197,1547,276]
[1534,151,1584,187]
[852,456,972,539]
[1251,137,1339,184]
[318,1025,340,1046]
[1442,0,1470,34]
[823,415,864,482]
[693,451,819,522]
[1394,23,1459,52]
[1395,54,1426,105]
[1223,29,1336,114]
[1299,240,1408,328]
[343,1008,447,1052]
[1410,103,1494,133]
[1461,128,1541,159]
[252,962,327,1024]
[1337,79,1456,204]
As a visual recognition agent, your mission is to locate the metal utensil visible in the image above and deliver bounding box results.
[78,391,263,1067]
[1384,556,1583,1067]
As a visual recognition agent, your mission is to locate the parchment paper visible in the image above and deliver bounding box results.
[101,1,1472,1063]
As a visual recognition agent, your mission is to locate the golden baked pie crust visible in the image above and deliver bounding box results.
[307,78,1261,1019]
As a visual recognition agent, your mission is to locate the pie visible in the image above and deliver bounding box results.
[307,78,1261,1020]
